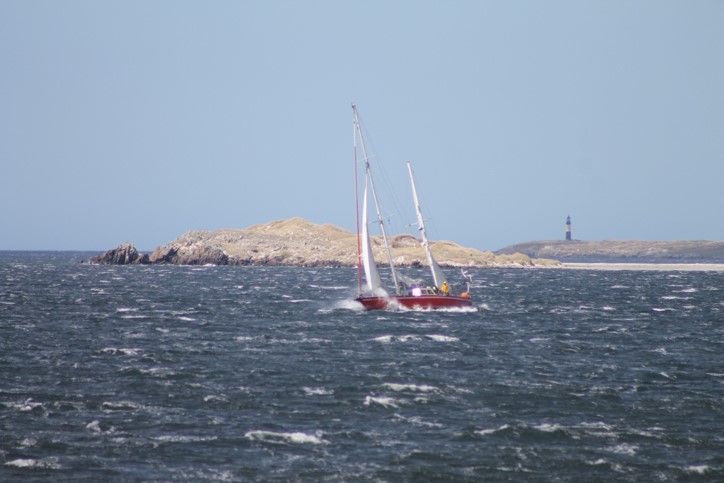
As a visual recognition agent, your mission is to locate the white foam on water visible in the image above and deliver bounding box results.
[533,423,564,433]
[364,396,400,408]
[327,299,366,312]
[101,400,146,411]
[303,387,334,396]
[244,430,327,445]
[19,437,37,448]
[116,307,138,313]
[372,334,428,343]
[5,458,61,470]
[383,383,438,393]
[101,347,140,356]
[685,465,711,475]
[652,307,675,312]
[86,420,102,432]
[2,399,44,412]
[177,316,196,321]
[425,334,460,342]
[475,424,510,436]
[609,443,638,456]
[153,435,218,443]
[235,336,255,341]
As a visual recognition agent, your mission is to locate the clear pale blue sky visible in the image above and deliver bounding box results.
[2,1,722,251]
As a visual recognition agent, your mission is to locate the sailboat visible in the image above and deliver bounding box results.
[352,105,473,310]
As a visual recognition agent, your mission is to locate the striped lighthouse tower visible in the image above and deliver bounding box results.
[565,215,572,241]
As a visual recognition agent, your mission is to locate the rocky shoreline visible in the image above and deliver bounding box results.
[89,218,559,269]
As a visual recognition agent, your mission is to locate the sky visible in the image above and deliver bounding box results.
[1,0,722,251]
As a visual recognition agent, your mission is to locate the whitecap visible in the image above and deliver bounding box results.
[533,423,564,433]
[383,383,438,393]
[244,430,327,445]
[19,438,37,448]
[425,334,460,342]
[101,347,140,356]
[3,399,44,412]
[153,435,218,443]
[303,387,333,396]
[101,400,144,411]
[116,307,138,313]
[86,420,102,432]
[685,465,711,475]
[177,316,196,321]
[5,458,61,470]
[373,335,422,343]
[364,396,400,408]
[475,424,510,436]
[609,443,638,456]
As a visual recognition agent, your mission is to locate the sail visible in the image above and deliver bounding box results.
[361,174,383,293]
[407,161,446,289]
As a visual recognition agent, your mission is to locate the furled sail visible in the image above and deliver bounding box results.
[407,161,446,289]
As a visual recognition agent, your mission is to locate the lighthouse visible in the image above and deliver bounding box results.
[565,216,572,241]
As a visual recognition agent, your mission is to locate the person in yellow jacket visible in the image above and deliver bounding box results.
[441,281,449,295]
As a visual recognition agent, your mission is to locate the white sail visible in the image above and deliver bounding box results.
[407,161,446,289]
[353,104,399,294]
[361,174,383,293]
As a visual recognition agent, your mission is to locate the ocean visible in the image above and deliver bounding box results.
[1,251,723,481]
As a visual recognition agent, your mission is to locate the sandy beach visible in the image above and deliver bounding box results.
[560,262,724,272]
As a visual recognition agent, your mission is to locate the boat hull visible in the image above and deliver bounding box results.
[356,294,472,310]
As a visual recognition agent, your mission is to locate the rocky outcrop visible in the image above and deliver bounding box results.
[149,244,229,265]
[91,218,560,268]
[89,242,149,265]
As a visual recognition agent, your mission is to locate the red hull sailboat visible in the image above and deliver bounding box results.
[351,105,473,311]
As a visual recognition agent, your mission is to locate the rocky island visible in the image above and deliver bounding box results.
[90,217,559,268]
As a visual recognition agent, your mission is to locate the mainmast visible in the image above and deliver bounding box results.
[406,160,445,289]
[352,105,400,294]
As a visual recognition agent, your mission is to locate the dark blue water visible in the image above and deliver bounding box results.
[1,252,723,481]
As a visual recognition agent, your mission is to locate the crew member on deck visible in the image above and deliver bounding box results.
[441,281,449,295]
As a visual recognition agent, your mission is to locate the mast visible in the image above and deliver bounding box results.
[406,160,445,289]
[352,105,400,294]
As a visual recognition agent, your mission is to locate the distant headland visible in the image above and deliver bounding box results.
[89,217,559,268]
[497,239,724,263]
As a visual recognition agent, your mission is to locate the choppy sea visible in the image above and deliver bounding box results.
[1,251,723,481]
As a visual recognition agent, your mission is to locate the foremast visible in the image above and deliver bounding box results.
[353,105,400,295]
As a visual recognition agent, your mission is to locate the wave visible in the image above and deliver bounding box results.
[372,334,459,343]
[5,458,61,470]
[383,383,439,393]
[244,430,327,445]
[363,395,400,408]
